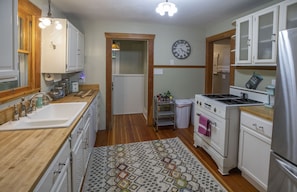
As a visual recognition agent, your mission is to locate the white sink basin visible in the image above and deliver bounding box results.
[0,102,87,131]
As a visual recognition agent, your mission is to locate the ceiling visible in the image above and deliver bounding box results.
[51,0,275,27]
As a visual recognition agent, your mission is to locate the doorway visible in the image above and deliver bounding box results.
[112,40,146,115]
[205,29,235,94]
[105,33,155,130]
[212,39,231,94]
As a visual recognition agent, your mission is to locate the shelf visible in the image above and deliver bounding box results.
[240,34,249,38]
[258,39,273,43]
[259,24,273,30]
[156,119,175,127]
[156,100,175,105]
[288,15,297,22]
[158,111,175,116]
[240,47,249,51]
[231,64,276,67]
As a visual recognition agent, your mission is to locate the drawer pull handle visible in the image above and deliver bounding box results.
[54,170,61,175]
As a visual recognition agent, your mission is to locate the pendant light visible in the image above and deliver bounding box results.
[156,0,178,17]
[112,41,120,51]
[39,0,62,30]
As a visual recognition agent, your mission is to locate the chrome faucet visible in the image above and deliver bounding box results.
[29,92,53,112]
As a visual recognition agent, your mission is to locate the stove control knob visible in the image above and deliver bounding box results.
[199,102,202,106]
[214,108,216,112]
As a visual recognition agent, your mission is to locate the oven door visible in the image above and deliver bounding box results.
[195,107,228,157]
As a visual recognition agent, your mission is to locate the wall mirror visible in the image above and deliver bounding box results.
[0,0,41,104]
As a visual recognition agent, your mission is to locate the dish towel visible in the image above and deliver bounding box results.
[198,114,211,137]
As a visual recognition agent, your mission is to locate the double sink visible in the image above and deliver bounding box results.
[0,102,87,131]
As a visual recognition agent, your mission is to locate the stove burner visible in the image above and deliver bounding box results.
[203,94,240,99]
[217,98,262,105]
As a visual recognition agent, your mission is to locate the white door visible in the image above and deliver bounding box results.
[113,74,144,115]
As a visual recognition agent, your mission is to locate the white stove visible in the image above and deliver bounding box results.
[193,86,267,175]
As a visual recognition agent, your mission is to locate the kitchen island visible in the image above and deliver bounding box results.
[0,85,99,191]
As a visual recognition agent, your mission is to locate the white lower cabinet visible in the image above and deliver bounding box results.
[34,96,99,192]
[34,140,72,192]
[89,94,99,147]
[70,104,94,192]
[238,111,272,192]
[71,117,85,192]
[82,107,92,170]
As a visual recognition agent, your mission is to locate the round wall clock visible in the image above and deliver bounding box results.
[172,40,191,59]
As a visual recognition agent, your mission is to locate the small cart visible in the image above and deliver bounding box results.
[153,96,176,131]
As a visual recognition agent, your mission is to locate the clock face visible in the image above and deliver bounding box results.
[172,40,191,59]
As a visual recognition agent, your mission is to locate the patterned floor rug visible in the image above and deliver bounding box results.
[82,137,226,192]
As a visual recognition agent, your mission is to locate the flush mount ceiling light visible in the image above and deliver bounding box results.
[112,41,120,51]
[39,0,62,30]
[156,0,178,17]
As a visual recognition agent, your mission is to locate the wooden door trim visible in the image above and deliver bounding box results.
[105,33,155,130]
[205,29,235,94]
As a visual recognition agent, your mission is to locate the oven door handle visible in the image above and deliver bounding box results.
[197,113,216,127]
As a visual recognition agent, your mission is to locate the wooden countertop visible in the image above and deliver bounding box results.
[0,85,99,192]
[240,105,274,122]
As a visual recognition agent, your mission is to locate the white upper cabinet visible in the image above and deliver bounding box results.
[235,16,253,64]
[253,6,279,64]
[41,19,84,73]
[279,0,297,30]
[235,5,279,66]
[0,0,18,79]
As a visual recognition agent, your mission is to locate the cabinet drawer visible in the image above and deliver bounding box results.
[241,111,273,138]
[34,140,70,192]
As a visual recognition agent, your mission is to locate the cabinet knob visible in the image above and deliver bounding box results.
[258,126,264,132]
[247,39,251,46]
[53,170,61,175]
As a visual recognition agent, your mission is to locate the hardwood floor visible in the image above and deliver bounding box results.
[95,114,258,192]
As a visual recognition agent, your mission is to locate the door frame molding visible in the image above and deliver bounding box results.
[105,33,155,130]
[205,29,235,93]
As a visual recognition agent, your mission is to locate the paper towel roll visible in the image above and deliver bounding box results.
[44,73,54,81]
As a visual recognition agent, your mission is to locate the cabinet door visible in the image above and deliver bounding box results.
[236,16,253,64]
[50,158,72,192]
[0,0,18,79]
[90,97,99,146]
[71,134,84,192]
[41,19,67,73]
[238,125,271,191]
[67,22,79,72]
[279,0,297,30]
[77,31,84,71]
[83,114,91,170]
[253,6,279,64]
[34,140,71,192]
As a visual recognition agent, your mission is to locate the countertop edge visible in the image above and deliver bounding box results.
[0,87,99,192]
[240,106,274,122]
